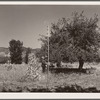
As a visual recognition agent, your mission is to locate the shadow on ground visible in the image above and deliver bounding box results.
[1,84,100,92]
[50,67,95,74]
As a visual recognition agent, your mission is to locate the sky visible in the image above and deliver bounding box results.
[0,5,100,49]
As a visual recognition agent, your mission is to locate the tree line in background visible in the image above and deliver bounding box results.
[0,39,31,64]
[9,39,32,64]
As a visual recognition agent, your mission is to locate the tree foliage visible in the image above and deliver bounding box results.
[39,11,100,69]
[9,39,23,64]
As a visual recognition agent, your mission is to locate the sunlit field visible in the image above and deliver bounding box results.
[0,62,100,92]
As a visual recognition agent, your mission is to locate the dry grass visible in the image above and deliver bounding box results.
[0,62,100,92]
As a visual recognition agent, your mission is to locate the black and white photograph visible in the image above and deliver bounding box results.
[0,1,100,98]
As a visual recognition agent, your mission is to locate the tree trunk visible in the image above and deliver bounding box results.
[41,63,46,73]
[57,61,61,67]
[78,59,84,71]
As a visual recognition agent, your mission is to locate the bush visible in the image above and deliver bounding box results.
[1,83,100,92]
[0,57,9,64]
[25,84,100,92]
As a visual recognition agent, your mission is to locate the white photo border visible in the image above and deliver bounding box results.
[0,1,100,99]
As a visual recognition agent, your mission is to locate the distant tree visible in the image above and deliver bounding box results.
[25,47,31,64]
[39,11,100,70]
[9,39,23,64]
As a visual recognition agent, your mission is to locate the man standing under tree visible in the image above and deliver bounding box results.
[41,57,46,73]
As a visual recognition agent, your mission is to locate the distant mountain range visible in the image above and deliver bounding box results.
[0,47,40,55]
[0,47,41,63]
[0,47,9,54]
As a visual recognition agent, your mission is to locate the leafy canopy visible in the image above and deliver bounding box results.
[9,39,23,64]
[39,11,100,63]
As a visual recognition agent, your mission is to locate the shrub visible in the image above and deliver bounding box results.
[0,56,9,64]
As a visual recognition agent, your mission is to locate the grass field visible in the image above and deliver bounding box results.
[0,62,100,92]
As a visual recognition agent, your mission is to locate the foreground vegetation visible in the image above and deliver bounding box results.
[0,62,100,92]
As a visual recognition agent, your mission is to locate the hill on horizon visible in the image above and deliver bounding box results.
[0,47,40,55]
